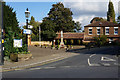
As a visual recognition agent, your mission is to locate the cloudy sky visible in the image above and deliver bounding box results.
[5,0,120,30]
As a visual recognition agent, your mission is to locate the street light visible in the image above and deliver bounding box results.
[25,8,30,53]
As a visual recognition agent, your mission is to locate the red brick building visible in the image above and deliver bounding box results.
[84,18,120,43]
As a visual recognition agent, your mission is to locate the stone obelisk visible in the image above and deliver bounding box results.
[60,30,64,48]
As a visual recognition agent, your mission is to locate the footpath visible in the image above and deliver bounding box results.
[1,46,83,72]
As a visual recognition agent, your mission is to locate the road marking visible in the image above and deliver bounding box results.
[88,54,100,67]
[101,56,116,61]
[43,67,56,69]
[88,58,100,66]
[90,54,96,58]
[30,68,42,70]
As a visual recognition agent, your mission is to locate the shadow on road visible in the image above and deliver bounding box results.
[66,46,120,56]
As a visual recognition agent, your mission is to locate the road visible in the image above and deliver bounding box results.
[2,46,120,78]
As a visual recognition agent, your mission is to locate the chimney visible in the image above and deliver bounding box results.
[109,17,113,22]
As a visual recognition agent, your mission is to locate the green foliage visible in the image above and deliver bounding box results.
[74,21,82,32]
[77,40,81,45]
[57,39,60,44]
[3,3,28,56]
[29,16,41,41]
[107,1,115,22]
[41,31,57,41]
[70,39,74,45]
[41,2,75,41]
[94,35,107,46]
[64,40,67,45]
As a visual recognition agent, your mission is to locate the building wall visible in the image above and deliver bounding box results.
[84,26,120,42]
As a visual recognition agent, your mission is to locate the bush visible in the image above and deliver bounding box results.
[64,40,67,45]
[94,35,107,46]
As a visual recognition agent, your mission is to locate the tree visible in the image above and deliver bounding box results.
[41,2,75,41]
[74,21,82,32]
[94,35,107,47]
[3,3,27,56]
[29,16,41,41]
[117,16,120,23]
[107,1,115,22]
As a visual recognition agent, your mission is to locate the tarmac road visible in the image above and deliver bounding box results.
[2,46,120,78]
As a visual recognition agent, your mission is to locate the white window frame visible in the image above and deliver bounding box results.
[88,27,92,35]
[97,27,101,35]
[105,27,109,35]
[114,27,118,35]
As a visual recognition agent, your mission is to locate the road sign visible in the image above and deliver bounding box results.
[14,39,22,47]
[23,29,32,34]
[28,25,33,29]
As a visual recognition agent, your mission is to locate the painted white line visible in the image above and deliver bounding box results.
[88,55,100,67]
[101,56,116,61]
[43,67,56,69]
[30,68,42,70]
[90,54,96,58]
[3,56,65,70]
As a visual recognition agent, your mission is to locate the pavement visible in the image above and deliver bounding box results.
[1,46,84,72]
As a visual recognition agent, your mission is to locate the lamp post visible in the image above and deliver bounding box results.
[25,8,30,52]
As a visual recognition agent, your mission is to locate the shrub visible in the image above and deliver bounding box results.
[64,40,67,45]
[77,40,81,45]
[70,39,74,45]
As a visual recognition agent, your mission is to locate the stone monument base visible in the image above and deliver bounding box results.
[60,42,65,48]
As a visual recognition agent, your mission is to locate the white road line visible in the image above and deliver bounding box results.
[30,68,42,70]
[88,54,100,67]
[43,67,56,69]
[101,56,116,61]
[90,54,96,58]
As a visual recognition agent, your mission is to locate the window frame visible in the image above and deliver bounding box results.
[97,27,101,35]
[105,27,109,35]
[114,27,118,35]
[88,27,92,35]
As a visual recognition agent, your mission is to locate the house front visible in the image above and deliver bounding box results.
[84,20,120,43]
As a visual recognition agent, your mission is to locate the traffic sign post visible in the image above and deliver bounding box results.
[23,29,32,34]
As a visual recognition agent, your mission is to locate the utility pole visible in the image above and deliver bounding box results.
[39,25,41,46]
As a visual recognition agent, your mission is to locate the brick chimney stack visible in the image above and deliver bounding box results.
[109,17,113,22]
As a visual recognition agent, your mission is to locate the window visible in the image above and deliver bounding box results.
[114,27,118,35]
[89,27,92,35]
[105,27,109,35]
[97,27,100,35]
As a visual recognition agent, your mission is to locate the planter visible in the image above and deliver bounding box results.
[10,53,18,62]
[18,54,32,61]
[52,47,55,49]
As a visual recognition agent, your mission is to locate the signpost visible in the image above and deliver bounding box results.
[28,25,33,29]
[23,29,32,35]
[14,39,22,48]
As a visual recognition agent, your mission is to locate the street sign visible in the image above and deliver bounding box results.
[23,29,32,34]
[28,25,33,29]
[14,39,22,47]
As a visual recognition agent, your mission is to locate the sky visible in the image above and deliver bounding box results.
[5,0,120,30]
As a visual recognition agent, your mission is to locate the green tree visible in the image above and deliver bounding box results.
[41,2,75,41]
[107,1,115,22]
[117,16,120,23]
[94,35,107,47]
[3,3,27,56]
[29,16,40,41]
[74,21,82,32]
